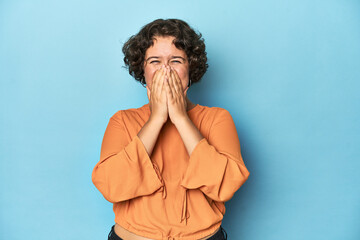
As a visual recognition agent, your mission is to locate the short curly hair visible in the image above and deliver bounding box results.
[122,18,208,86]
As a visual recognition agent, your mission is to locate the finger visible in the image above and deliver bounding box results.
[146,86,152,109]
[156,67,166,96]
[165,77,173,100]
[167,69,177,98]
[168,69,178,94]
[171,70,182,95]
[153,66,165,88]
[153,67,166,97]
[150,69,159,93]
[159,68,167,98]
[172,68,184,92]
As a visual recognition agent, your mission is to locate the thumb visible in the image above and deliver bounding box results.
[146,86,151,100]
[184,87,189,96]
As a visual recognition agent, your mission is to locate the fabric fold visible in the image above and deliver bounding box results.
[180,109,250,202]
[180,188,190,225]
[153,163,167,199]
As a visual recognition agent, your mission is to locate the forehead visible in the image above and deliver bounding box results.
[145,36,186,58]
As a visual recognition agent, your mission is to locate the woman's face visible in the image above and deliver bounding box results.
[143,36,189,91]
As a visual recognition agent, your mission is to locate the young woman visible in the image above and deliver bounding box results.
[92,18,250,240]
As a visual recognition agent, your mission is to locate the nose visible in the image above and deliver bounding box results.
[161,64,172,73]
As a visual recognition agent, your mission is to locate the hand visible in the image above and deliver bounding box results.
[164,66,189,125]
[146,65,168,124]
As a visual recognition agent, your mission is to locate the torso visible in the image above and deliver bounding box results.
[114,223,220,240]
[114,99,219,240]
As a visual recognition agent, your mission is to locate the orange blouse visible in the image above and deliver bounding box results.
[92,103,250,240]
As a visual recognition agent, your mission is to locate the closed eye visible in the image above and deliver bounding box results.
[150,60,160,64]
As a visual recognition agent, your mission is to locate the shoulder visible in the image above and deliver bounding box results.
[194,104,234,129]
[110,103,150,123]
[211,107,233,127]
[197,104,232,119]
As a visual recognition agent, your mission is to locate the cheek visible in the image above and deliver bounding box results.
[173,66,189,89]
[144,66,158,86]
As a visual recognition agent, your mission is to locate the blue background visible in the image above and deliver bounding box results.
[1,0,359,239]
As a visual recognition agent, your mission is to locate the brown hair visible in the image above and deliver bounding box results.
[122,18,208,86]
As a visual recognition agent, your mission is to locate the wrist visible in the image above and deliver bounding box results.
[148,115,167,126]
[173,114,190,127]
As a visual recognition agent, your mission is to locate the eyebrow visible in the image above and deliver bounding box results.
[145,56,159,61]
[171,56,186,61]
[145,56,186,61]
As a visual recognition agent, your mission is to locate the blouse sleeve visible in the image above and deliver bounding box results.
[180,108,250,202]
[91,111,164,203]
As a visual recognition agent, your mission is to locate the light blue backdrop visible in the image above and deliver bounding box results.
[1,0,359,239]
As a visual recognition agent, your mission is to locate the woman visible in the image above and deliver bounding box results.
[92,19,250,240]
